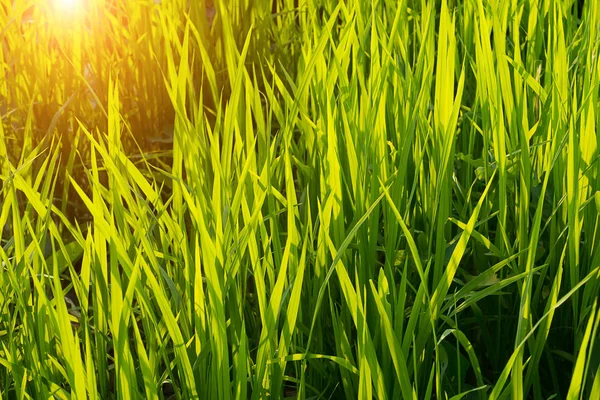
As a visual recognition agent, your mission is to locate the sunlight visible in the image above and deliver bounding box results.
[55,0,81,13]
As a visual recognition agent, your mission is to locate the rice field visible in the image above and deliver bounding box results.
[1,0,599,398]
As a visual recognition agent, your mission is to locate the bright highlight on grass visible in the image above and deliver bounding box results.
[0,0,599,399]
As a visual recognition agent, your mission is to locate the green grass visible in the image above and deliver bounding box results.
[1,0,600,398]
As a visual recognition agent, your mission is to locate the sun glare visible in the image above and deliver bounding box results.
[55,0,80,12]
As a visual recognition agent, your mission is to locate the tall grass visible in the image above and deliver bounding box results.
[1,0,600,398]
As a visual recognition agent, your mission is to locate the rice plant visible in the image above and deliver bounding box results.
[1,0,599,398]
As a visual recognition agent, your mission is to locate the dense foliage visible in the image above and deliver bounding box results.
[1,0,599,398]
